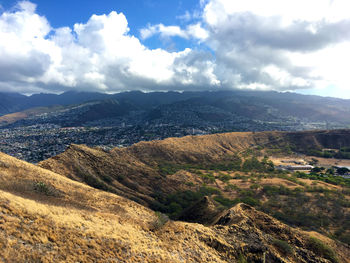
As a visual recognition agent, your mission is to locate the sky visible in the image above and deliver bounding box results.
[0,0,350,98]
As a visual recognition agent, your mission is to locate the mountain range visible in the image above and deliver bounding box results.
[1,90,350,129]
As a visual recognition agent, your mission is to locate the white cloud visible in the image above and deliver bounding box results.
[0,1,217,93]
[176,11,192,22]
[0,1,54,89]
[1,0,350,96]
[200,0,350,91]
[140,24,188,40]
[140,23,208,41]
[203,0,350,26]
[186,23,208,41]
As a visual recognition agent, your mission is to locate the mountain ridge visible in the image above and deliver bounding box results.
[1,150,349,262]
[39,129,350,205]
[2,90,350,125]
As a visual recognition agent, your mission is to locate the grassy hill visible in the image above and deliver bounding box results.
[37,130,350,248]
[1,151,350,262]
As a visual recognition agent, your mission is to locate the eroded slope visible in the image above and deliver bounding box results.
[2,152,350,262]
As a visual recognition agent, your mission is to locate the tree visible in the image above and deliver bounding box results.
[311,167,324,173]
[337,167,349,175]
[326,167,335,175]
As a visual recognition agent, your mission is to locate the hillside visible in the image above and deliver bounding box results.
[1,151,350,262]
[0,99,136,128]
[40,130,350,182]
[2,90,350,164]
[0,91,110,116]
[2,90,350,125]
[38,130,350,248]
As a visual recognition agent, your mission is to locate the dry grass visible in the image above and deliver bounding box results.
[1,150,350,262]
[305,156,350,167]
[0,189,229,263]
[269,157,307,166]
[2,128,350,262]
[0,106,64,126]
[0,152,229,262]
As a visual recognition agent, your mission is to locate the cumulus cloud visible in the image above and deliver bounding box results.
[140,22,208,41]
[1,0,350,95]
[141,0,350,93]
[140,24,187,40]
[201,0,350,91]
[0,1,217,94]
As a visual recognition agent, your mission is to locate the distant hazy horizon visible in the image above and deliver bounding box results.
[4,89,350,101]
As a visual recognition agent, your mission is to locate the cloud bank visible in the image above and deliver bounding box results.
[0,0,350,95]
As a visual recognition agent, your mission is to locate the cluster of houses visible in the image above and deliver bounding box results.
[276,159,350,179]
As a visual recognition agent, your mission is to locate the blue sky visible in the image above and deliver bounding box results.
[0,0,196,27]
[0,0,200,50]
[0,0,350,98]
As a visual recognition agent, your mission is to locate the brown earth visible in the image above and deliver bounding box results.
[38,130,350,207]
[0,106,64,126]
[37,130,350,243]
[2,152,350,262]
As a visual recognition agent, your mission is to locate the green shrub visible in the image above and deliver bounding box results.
[200,173,216,183]
[101,174,113,183]
[272,238,293,255]
[218,173,232,183]
[307,237,338,263]
[199,186,221,196]
[168,202,183,218]
[151,211,169,231]
[237,253,248,263]
[81,173,110,191]
[33,181,59,196]
[213,195,238,207]
[225,184,239,191]
[151,190,202,219]
[241,196,260,206]
[242,157,274,172]
[33,181,50,195]
[250,183,260,190]
[151,186,223,219]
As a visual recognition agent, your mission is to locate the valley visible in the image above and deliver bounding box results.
[2,91,350,261]
[2,1,350,261]
[37,130,350,249]
[1,90,350,163]
[1,129,350,262]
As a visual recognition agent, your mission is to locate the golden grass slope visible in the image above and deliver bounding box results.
[120,131,276,163]
[2,152,350,262]
[121,129,350,163]
[38,143,184,206]
[38,130,350,211]
[0,106,63,126]
[0,152,229,262]
[37,131,288,206]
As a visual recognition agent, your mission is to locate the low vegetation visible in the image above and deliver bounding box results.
[35,130,350,256]
[158,157,242,176]
[307,147,350,159]
[33,181,59,196]
[307,237,338,263]
[272,238,293,256]
[151,211,169,231]
[152,155,350,247]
